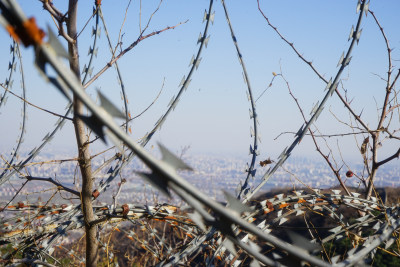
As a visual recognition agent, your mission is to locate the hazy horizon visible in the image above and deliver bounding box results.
[1,1,399,164]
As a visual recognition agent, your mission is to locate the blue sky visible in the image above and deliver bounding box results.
[0,0,399,165]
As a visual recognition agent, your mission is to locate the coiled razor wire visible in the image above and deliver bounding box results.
[0,3,101,186]
[219,0,260,199]
[2,189,397,266]
[93,0,215,195]
[0,40,16,108]
[1,0,399,266]
[98,4,130,134]
[162,0,372,264]
[0,41,27,180]
[2,0,216,261]
[242,0,369,203]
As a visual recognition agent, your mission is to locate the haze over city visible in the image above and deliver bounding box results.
[1,1,400,266]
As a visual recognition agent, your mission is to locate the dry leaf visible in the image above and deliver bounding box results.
[360,137,369,154]
[260,158,273,167]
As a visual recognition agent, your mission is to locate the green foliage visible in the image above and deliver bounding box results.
[47,256,73,266]
[372,246,400,267]
[323,237,400,267]
[323,237,353,262]
[0,244,22,260]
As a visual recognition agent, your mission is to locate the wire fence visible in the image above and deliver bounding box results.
[1,0,399,266]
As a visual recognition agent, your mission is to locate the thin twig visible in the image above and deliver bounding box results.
[257,0,371,133]
[0,180,28,212]
[1,84,73,121]
[76,5,99,39]
[274,130,369,140]
[112,178,126,210]
[116,0,133,52]
[26,175,80,196]
[280,71,351,196]
[84,20,187,89]
[41,0,75,43]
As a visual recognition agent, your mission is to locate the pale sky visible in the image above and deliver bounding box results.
[1,0,399,165]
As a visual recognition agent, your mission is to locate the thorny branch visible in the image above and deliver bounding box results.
[257,1,400,201]
[25,175,80,196]
[280,71,351,196]
[365,10,400,199]
[0,1,399,266]
[84,21,187,89]
[40,0,75,43]
[257,0,371,133]
[1,84,73,120]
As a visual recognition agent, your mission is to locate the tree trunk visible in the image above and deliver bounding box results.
[66,1,98,266]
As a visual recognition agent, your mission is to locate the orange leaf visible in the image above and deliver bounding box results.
[7,18,45,47]
[279,203,290,209]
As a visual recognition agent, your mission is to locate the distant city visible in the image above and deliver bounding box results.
[0,151,399,205]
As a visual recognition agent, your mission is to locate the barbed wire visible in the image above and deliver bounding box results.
[0,0,399,266]
[0,41,27,182]
[244,0,369,203]
[220,0,260,199]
